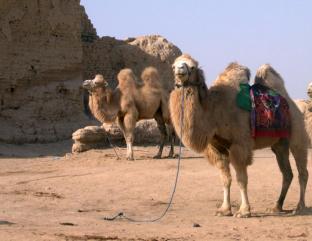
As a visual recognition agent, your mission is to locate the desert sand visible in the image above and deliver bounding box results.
[0,142,311,241]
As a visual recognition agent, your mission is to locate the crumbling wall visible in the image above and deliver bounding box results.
[83,35,181,91]
[0,0,181,144]
[0,0,91,143]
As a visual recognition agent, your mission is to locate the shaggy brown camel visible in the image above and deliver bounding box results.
[295,82,312,145]
[83,67,175,160]
[169,54,309,217]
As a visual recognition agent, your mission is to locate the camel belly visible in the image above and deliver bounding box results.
[253,137,281,150]
[138,106,160,119]
[136,97,162,119]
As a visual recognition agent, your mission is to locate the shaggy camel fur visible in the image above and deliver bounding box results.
[83,67,175,160]
[169,54,309,218]
[295,82,312,145]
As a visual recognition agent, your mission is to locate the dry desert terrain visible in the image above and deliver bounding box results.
[0,142,311,241]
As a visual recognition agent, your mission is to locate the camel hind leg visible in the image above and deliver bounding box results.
[270,138,293,212]
[166,124,175,158]
[153,110,167,159]
[290,144,309,212]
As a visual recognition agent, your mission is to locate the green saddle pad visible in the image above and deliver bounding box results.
[236,83,251,111]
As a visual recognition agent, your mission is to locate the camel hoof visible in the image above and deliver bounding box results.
[292,203,307,215]
[267,205,283,214]
[233,210,251,218]
[126,157,134,161]
[215,208,232,217]
[153,155,162,159]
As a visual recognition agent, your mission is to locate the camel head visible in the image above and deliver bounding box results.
[172,54,204,87]
[82,74,109,93]
[307,82,312,99]
[82,75,109,120]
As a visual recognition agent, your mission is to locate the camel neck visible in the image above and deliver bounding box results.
[170,86,215,153]
[89,87,120,123]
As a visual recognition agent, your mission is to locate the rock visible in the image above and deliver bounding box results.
[72,126,109,153]
[73,120,163,153]
[193,223,201,228]
[72,126,108,143]
[103,120,162,145]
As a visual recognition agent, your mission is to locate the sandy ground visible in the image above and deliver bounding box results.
[0,141,312,241]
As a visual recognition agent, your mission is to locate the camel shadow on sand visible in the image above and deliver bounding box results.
[0,220,15,225]
[251,207,312,218]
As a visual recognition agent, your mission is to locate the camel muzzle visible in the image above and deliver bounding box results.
[82,80,93,90]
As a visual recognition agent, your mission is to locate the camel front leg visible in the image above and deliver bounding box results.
[118,114,136,161]
[216,162,232,216]
[126,138,134,160]
[232,164,251,218]
[204,144,232,216]
[229,144,252,218]
[290,145,309,213]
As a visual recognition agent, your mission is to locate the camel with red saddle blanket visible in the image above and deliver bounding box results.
[169,54,308,218]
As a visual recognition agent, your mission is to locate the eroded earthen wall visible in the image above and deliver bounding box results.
[0,0,91,143]
[83,35,181,91]
[0,0,181,143]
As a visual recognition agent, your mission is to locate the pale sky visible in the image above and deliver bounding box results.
[81,0,312,99]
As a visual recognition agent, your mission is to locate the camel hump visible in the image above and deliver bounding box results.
[141,66,161,89]
[255,64,289,98]
[117,68,142,90]
[213,62,250,89]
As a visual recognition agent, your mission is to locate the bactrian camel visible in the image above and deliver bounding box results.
[83,67,175,160]
[295,82,312,146]
[169,54,309,217]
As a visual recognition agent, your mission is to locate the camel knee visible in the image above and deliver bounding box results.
[230,144,252,167]
[284,171,293,183]
[124,131,134,144]
[298,169,309,184]
[233,165,248,188]
[221,170,232,187]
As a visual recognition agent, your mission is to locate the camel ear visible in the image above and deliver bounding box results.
[196,68,208,104]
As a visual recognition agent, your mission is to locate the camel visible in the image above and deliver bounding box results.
[295,82,312,145]
[82,67,175,160]
[169,54,309,217]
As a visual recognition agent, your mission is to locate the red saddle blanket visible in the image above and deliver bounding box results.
[250,84,290,138]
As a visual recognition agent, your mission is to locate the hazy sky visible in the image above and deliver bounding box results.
[81,0,312,99]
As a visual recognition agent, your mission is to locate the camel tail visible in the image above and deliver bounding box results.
[83,89,94,120]
[255,64,289,98]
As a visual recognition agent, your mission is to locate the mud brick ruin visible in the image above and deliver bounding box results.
[0,0,181,144]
